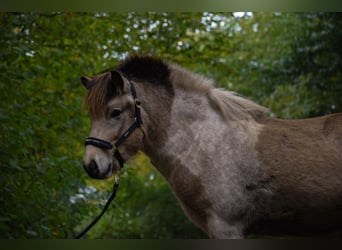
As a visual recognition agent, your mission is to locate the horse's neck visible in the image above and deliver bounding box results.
[143,87,258,180]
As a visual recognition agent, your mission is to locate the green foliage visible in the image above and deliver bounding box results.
[0,13,95,238]
[0,12,341,239]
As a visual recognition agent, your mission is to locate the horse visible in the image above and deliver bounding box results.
[81,56,342,238]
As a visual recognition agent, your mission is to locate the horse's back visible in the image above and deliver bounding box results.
[257,112,342,167]
[323,112,342,148]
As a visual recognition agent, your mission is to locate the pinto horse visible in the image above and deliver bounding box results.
[81,56,342,238]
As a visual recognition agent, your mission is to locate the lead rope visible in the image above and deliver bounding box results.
[73,174,121,239]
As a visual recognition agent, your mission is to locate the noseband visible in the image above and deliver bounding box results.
[84,77,143,169]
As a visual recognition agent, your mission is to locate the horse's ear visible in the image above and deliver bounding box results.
[81,76,92,90]
[110,70,128,93]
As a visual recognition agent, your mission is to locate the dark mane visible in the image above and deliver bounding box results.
[116,56,171,87]
[85,56,173,118]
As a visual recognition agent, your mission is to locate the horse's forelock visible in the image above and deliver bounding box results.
[85,72,119,118]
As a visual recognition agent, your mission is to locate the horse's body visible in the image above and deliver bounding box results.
[81,56,342,238]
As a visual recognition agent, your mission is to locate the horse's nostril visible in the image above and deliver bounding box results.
[89,159,97,170]
[89,160,99,175]
[84,159,100,177]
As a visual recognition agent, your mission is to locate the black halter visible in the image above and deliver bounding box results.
[75,75,143,239]
[84,78,143,169]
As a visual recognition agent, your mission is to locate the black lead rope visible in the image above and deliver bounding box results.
[74,179,120,239]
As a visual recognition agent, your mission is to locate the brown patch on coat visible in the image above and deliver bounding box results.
[168,160,211,233]
[254,113,342,232]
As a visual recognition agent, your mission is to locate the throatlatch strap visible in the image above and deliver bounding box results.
[114,149,125,168]
[130,82,143,126]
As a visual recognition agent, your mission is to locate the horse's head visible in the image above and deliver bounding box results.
[81,70,144,179]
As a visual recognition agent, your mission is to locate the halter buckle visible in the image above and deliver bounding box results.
[135,99,141,108]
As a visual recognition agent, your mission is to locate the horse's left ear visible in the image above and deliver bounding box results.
[81,76,92,90]
[110,70,128,93]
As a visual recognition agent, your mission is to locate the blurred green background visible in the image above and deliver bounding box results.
[0,12,341,238]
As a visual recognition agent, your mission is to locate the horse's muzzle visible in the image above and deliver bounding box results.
[83,159,112,179]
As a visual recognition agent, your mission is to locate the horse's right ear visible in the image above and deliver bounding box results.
[110,70,128,94]
[81,76,92,90]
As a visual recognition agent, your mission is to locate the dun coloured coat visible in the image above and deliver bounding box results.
[81,56,342,238]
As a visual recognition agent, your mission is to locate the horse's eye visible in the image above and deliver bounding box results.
[110,108,122,119]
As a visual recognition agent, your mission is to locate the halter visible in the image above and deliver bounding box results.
[84,77,143,169]
[74,76,143,239]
